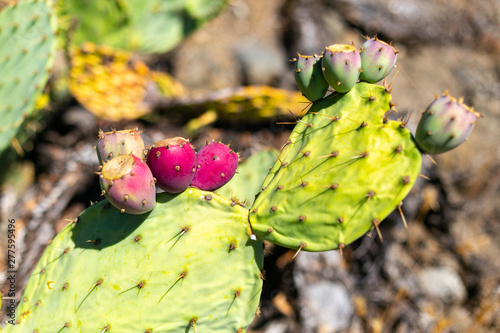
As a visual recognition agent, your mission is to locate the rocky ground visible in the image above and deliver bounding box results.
[1,0,500,332]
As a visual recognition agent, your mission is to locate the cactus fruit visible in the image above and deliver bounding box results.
[191,141,239,191]
[0,0,57,153]
[146,137,197,193]
[6,189,263,332]
[293,54,329,102]
[98,154,156,214]
[96,128,146,164]
[415,93,480,154]
[359,37,398,83]
[321,44,362,93]
[249,82,422,251]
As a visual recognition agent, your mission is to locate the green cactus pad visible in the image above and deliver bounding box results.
[7,189,263,332]
[0,0,57,153]
[217,149,278,207]
[249,82,422,251]
[60,0,227,54]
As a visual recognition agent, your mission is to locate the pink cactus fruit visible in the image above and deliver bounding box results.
[98,154,156,214]
[191,141,238,191]
[146,137,197,193]
[96,128,145,164]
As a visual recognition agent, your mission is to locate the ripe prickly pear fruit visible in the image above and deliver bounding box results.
[98,154,156,214]
[293,53,329,102]
[321,44,361,93]
[146,137,197,193]
[359,37,398,83]
[191,141,238,191]
[96,128,145,164]
[415,93,480,154]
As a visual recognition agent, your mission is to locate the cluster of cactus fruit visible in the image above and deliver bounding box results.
[4,36,481,332]
[96,129,239,214]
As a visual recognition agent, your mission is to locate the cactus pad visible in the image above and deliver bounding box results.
[60,0,228,54]
[0,0,57,153]
[249,82,422,251]
[217,149,278,207]
[69,43,157,121]
[7,189,263,332]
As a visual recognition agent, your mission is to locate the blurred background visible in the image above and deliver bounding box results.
[1,0,499,332]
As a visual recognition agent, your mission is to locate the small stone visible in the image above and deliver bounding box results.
[418,266,466,304]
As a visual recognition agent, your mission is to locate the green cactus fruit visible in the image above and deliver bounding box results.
[60,0,228,54]
[249,82,422,251]
[415,93,480,154]
[217,149,278,207]
[293,53,329,102]
[96,128,146,164]
[359,37,398,83]
[6,189,263,332]
[321,44,361,93]
[98,154,156,214]
[0,0,57,153]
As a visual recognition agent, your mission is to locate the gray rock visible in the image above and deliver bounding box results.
[418,267,467,304]
[298,281,353,333]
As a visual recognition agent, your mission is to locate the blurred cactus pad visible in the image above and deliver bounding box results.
[0,0,57,153]
[69,43,184,121]
[6,189,263,332]
[60,0,228,53]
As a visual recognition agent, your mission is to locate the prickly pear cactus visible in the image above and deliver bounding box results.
[96,128,146,164]
[69,43,156,121]
[293,54,329,102]
[415,92,480,154]
[217,149,278,207]
[249,82,422,251]
[0,0,57,153]
[60,0,228,54]
[6,189,262,332]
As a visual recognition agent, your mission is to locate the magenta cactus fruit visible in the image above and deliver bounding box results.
[359,37,398,83]
[98,154,156,214]
[415,93,480,154]
[191,141,238,191]
[321,44,361,93]
[96,128,145,164]
[146,137,197,193]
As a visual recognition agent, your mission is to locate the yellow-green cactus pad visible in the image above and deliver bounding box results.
[249,82,422,251]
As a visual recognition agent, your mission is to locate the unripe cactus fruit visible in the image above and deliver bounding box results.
[98,154,156,214]
[146,137,197,193]
[293,53,329,102]
[191,141,238,191]
[359,37,398,83]
[415,93,480,154]
[321,44,361,93]
[96,128,145,164]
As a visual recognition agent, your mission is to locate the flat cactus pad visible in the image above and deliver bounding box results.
[249,82,422,251]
